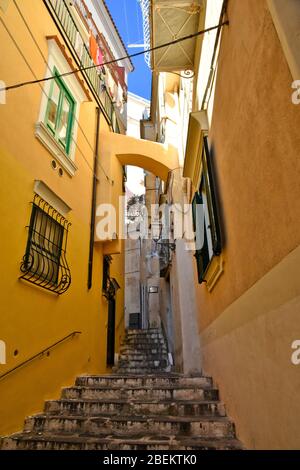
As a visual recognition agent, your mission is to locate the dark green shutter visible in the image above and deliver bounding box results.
[192,137,222,284]
[192,188,210,283]
[203,136,222,256]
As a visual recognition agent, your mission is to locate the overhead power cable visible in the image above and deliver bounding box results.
[0,21,229,93]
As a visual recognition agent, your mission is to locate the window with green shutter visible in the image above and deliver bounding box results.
[45,69,75,155]
[192,136,222,284]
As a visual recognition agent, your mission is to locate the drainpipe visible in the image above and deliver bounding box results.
[88,107,101,290]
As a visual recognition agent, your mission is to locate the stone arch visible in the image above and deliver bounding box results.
[102,132,179,181]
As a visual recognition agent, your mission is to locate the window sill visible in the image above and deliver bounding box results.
[204,254,224,292]
[35,122,78,177]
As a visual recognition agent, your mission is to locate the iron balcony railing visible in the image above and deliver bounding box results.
[44,0,120,133]
[73,0,128,93]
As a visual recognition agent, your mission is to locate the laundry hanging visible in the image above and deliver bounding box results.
[105,67,116,98]
[74,31,84,60]
[115,65,125,85]
[89,32,98,65]
[97,47,104,66]
[116,83,124,114]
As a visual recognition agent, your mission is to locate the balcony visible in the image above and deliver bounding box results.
[44,0,121,133]
[148,0,203,72]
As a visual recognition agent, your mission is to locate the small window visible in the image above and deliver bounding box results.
[45,69,75,155]
[20,195,71,294]
[193,136,222,283]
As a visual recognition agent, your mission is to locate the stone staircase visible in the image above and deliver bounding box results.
[114,328,171,374]
[1,329,243,450]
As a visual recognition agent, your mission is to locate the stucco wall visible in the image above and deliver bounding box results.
[197,0,300,449]
[198,0,300,328]
[0,0,124,436]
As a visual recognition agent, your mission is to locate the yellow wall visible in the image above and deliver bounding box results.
[195,0,300,448]
[0,0,125,436]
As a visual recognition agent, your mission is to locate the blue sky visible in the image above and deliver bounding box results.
[105,0,151,100]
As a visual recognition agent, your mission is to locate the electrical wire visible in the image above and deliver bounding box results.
[135,0,143,44]
[123,0,130,46]
[0,21,229,93]
[10,0,114,185]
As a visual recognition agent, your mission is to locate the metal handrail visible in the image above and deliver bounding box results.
[0,331,81,382]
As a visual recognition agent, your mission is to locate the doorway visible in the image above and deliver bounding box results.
[106,297,116,366]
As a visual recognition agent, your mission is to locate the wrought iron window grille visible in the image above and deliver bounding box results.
[20,195,71,295]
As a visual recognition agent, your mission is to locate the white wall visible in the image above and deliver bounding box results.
[127,92,150,139]
[195,0,224,124]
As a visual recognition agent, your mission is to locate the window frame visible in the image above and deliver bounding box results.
[193,136,222,284]
[24,204,64,285]
[20,195,71,295]
[44,68,76,155]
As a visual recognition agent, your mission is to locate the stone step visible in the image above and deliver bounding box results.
[61,386,219,401]
[117,359,168,369]
[119,354,168,362]
[75,375,212,388]
[1,433,242,451]
[124,333,164,340]
[125,329,163,336]
[45,398,226,417]
[115,367,172,375]
[121,342,166,350]
[24,414,235,439]
[123,338,165,345]
[119,347,168,355]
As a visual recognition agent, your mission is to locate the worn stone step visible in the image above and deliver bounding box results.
[123,334,165,340]
[121,343,166,350]
[119,354,168,362]
[125,329,163,336]
[115,367,172,375]
[124,336,164,343]
[124,334,165,341]
[75,375,212,388]
[45,398,225,417]
[120,347,168,355]
[116,364,169,371]
[24,414,235,439]
[118,354,168,362]
[113,365,171,375]
[118,356,168,362]
[61,385,219,401]
[1,433,242,451]
[119,347,166,354]
[118,353,168,360]
[117,359,169,368]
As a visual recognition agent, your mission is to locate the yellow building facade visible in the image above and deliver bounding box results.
[0,0,130,436]
[144,0,300,449]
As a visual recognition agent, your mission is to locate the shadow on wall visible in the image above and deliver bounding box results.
[209,141,227,249]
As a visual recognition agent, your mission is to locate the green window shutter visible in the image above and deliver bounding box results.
[203,136,222,256]
[45,69,75,155]
[192,189,210,284]
[192,137,223,284]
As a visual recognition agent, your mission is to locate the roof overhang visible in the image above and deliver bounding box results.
[151,0,204,72]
